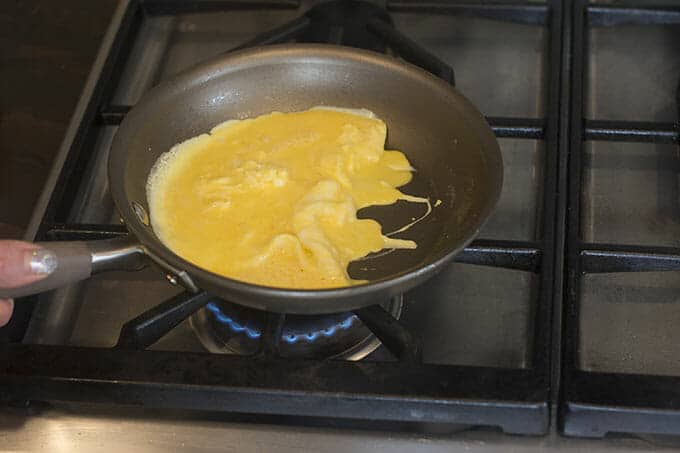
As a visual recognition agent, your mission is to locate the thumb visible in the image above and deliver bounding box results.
[0,299,13,327]
[0,240,56,288]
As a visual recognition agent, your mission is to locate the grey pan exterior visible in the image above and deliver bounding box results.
[108,44,503,314]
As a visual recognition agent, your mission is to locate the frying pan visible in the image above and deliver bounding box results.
[0,45,502,314]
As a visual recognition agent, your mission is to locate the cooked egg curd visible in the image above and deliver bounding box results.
[147,107,426,289]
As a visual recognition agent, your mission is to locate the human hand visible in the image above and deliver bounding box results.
[0,240,56,327]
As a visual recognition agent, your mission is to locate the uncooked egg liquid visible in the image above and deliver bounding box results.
[147,107,427,289]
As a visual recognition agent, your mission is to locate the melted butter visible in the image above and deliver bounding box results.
[147,107,429,289]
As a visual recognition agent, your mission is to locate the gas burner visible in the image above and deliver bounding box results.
[190,297,403,360]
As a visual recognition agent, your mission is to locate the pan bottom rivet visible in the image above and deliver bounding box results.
[165,274,178,285]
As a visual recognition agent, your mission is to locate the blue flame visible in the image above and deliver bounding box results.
[206,302,261,339]
[206,302,357,343]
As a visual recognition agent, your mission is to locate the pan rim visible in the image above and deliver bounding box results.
[108,43,503,306]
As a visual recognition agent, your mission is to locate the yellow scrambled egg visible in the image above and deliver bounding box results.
[147,107,425,289]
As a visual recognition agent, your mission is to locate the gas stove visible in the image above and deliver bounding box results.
[2,0,680,451]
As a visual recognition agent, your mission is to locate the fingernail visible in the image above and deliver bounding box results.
[28,249,57,275]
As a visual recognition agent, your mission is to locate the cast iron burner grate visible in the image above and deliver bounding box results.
[0,0,563,437]
[559,0,680,438]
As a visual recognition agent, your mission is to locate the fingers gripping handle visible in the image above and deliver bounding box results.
[0,238,145,299]
[0,242,92,299]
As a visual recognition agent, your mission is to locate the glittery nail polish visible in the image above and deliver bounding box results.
[28,249,58,275]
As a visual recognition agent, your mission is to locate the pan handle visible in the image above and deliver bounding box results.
[0,236,145,299]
